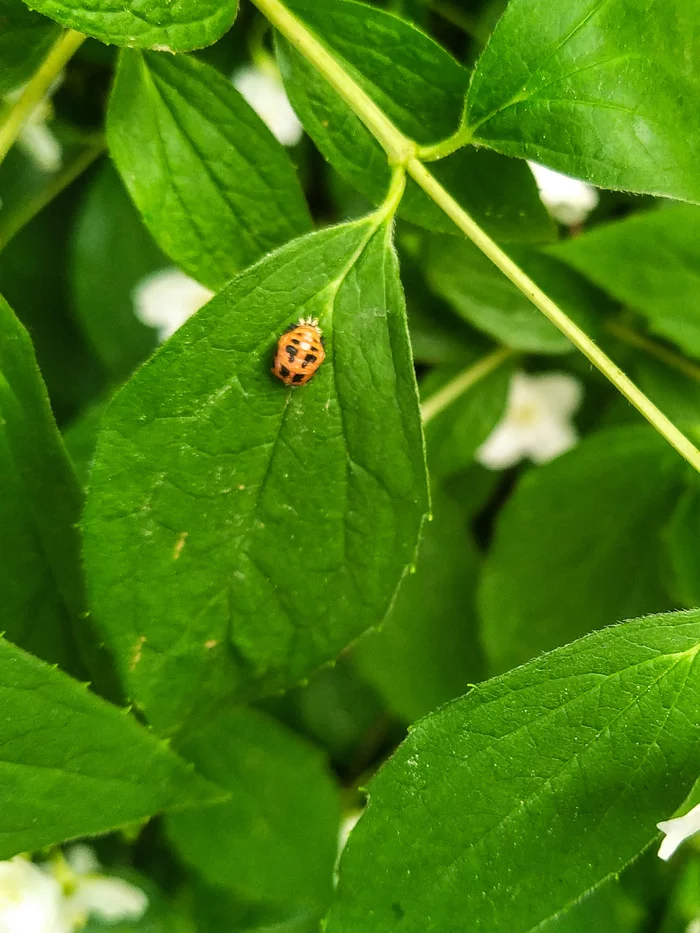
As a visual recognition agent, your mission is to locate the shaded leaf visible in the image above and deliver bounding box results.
[466,0,700,202]
[355,484,484,722]
[0,0,59,93]
[664,481,700,609]
[107,49,311,290]
[71,162,164,378]
[83,219,427,734]
[479,427,686,672]
[424,234,601,353]
[329,611,700,933]
[551,206,700,358]
[21,0,238,51]
[0,635,218,859]
[167,707,339,913]
[0,293,86,669]
[421,360,511,478]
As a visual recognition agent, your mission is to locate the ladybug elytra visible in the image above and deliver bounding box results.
[272,317,325,386]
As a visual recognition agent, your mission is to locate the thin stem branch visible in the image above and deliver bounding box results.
[408,158,700,472]
[0,29,86,168]
[421,347,514,424]
[606,320,700,384]
[0,139,104,251]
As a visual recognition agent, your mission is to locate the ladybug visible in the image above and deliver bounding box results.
[272,317,325,386]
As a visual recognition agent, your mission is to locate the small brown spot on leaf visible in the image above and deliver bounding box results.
[173,531,188,560]
[130,635,147,671]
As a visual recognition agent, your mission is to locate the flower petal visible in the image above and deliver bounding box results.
[132,268,214,342]
[530,373,584,419]
[657,802,700,861]
[525,417,578,465]
[68,876,148,922]
[476,422,530,470]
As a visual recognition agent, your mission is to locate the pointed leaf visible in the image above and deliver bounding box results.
[21,0,238,51]
[0,635,218,858]
[107,50,311,290]
[466,0,700,202]
[329,611,700,933]
[479,428,686,672]
[167,707,339,913]
[83,220,428,733]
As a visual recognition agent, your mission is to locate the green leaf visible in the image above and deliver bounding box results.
[424,234,601,353]
[633,359,700,430]
[355,484,484,722]
[538,880,643,933]
[0,293,85,669]
[421,361,511,478]
[71,162,164,378]
[0,188,107,423]
[550,206,700,358]
[0,0,59,93]
[167,707,339,913]
[0,635,218,858]
[664,481,700,609]
[20,0,238,51]
[107,49,311,290]
[83,219,428,734]
[329,610,700,933]
[479,427,686,673]
[465,0,700,202]
[277,0,553,242]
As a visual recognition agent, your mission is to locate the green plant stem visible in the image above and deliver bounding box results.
[421,347,514,425]
[0,29,85,169]
[606,320,700,384]
[251,0,700,474]
[408,158,700,471]
[250,0,415,165]
[0,139,104,251]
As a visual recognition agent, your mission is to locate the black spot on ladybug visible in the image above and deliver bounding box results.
[304,353,317,363]
[286,345,298,361]
[292,373,305,384]
[291,338,300,345]
[279,364,290,378]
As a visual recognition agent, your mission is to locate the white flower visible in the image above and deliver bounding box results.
[657,801,700,861]
[476,371,583,470]
[133,268,214,343]
[5,80,62,173]
[528,161,599,226]
[233,66,303,147]
[0,856,65,933]
[53,845,148,930]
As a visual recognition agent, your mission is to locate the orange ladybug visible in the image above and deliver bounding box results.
[272,317,325,386]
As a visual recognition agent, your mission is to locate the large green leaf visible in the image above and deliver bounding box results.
[21,0,238,51]
[0,635,217,858]
[71,162,163,378]
[0,293,86,670]
[328,611,700,933]
[354,484,484,722]
[551,206,700,358]
[465,0,700,203]
[107,50,311,290]
[277,0,553,242]
[167,707,339,913]
[83,219,428,734]
[424,234,601,353]
[0,0,59,93]
[479,427,686,673]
